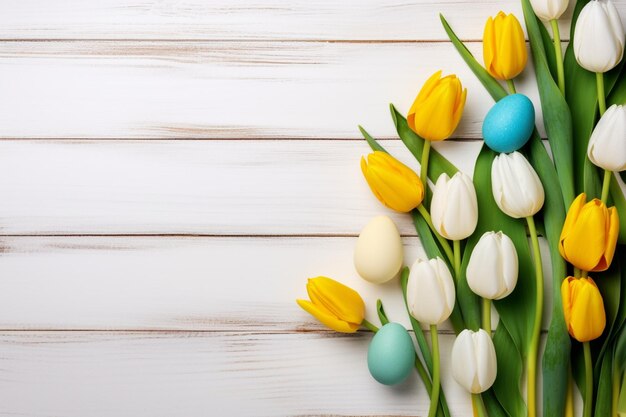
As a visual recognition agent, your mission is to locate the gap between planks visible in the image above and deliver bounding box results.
[0,39,526,44]
[0,329,547,334]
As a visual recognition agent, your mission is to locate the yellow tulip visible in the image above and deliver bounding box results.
[561,277,606,342]
[296,277,365,333]
[361,151,424,212]
[483,12,528,80]
[559,193,619,272]
[407,71,467,142]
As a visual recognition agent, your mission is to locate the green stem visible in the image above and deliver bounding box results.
[601,169,612,204]
[574,267,582,278]
[526,215,544,417]
[361,319,379,332]
[482,298,492,336]
[429,325,441,417]
[565,370,575,417]
[453,240,461,278]
[597,72,607,116]
[507,79,517,94]
[417,204,455,264]
[612,367,621,417]
[471,393,489,417]
[421,140,432,194]
[550,19,565,96]
[583,342,593,417]
[582,270,589,278]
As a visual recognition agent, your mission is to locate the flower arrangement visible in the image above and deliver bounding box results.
[296,1,626,416]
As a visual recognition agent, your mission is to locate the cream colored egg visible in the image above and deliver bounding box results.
[354,216,403,284]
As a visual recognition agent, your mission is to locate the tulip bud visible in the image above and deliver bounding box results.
[407,257,456,325]
[431,172,478,240]
[559,193,619,272]
[561,277,606,342]
[361,151,424,212]
[296,277,365,333]
[451,329,498,393]
[467,231,519,300]
[407,71,467,142]
[491,151,545,218]
[573,0,625,73]
[529,0,569,21]
[587,104,626,172]
[483,12,528,80]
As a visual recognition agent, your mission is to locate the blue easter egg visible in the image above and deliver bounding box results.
[367,322,415,385]
[482,94,535,153]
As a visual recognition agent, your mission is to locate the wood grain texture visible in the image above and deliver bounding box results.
[0,41,546,139]
[0,139,480,235]
[0,235,554,331]
[0,331,480,417]
[1,0,625,41]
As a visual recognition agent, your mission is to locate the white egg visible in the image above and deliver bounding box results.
[354,216,403,284]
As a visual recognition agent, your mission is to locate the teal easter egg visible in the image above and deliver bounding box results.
[367,322,415,385]
[482,94,535,153]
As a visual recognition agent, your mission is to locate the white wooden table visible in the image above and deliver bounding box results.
[0,1,624,416]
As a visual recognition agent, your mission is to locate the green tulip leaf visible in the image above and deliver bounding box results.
[439,14,507,102]
[481,390,509,417]
[490,323,527,417]
[527,134,571,417]
[593,260,622,377]
[359,125,386,153]
[376,299,390,326]
[608,62,626,105]
[522,0,575,207]
[594,351,614,417]
[538,19,557,82]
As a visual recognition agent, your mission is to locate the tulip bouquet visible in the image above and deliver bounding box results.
[297,1,626,417]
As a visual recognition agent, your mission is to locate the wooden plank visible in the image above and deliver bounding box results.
[0,139,480,235]
[0,330,479,416]
[0,41,546,139]
[1,0,624,41]
[0,236,554,331]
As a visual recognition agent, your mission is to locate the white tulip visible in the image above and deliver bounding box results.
[431,172,478,240]
[587,104,626,172]
[573,0,625,73]
[407,257,455,325]
[529,0,569,21]
[491,152,545,219]
[467,231,519,300]
[451,329,498,394]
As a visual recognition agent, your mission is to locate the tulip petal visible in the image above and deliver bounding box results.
[407,258,455,325]
[559,193,587,259]
[587,105,626,171]
[474,329,497,391]
[306,277,365,325]
[296,299,360,333]
[430,174,450,237]
[568,278,606,342]
[594,207,620,271]
[574,0,624,72]
[497,232,519,299]
[561,199,609,271]
[483,16,497,77]
[452,330,479,392]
